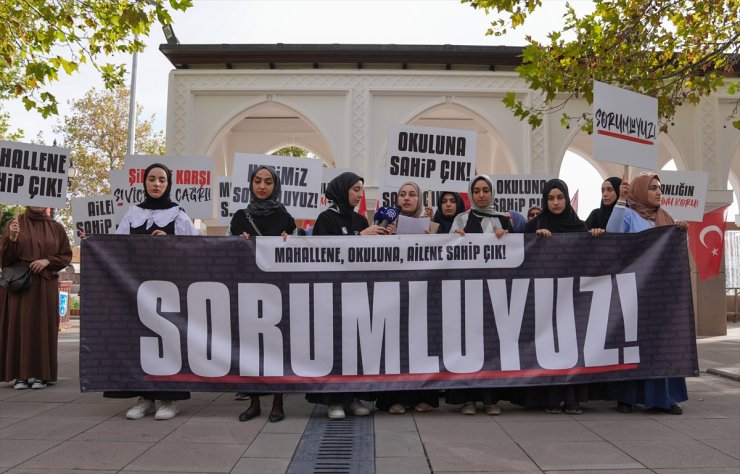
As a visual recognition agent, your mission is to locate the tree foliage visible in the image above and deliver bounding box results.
[463,0,739,131]
[0,106,23,232]
[53,87,165,236]
[0,105,23,141]
[271,146,309,157]
[0,0,192,117]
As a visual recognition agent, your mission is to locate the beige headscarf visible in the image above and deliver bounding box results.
[397,182,424,218]
[627,173,674,227]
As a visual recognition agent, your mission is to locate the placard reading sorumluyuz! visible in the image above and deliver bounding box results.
[593,81,658,169]
[0,140,71,208]
[230,153,323,220]
[71,194,123,244]
[384,124,477,193]
[655,170,709,222]
[79,227,698,393]
[121,155,215,219]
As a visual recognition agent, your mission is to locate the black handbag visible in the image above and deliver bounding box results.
[0,266,32,292]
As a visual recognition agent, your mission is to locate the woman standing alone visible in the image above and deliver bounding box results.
[1,207,72,389]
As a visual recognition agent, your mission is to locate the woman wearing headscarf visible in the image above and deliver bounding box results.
[1,207,72,390]
[432,191,466,234]
[397,182,425,218]
[526,206,542,222]
[230,165,298,423]
[446,175,510,415]
[524,179,590,236]
[605,172,688,414]
[307,171,386,420]
[585,177,622,230]
[387,181,434,234]
[375,181,441,414]
[450,175,512,236]
[506,209,528,233]
[104,163,197,421]
[520,178,603,414]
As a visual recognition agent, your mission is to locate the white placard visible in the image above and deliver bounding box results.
[657,170,709,221]
[491,174,554,213]
[593,81,659,169]
[230,153,323,220]
[216,176,233,226]
[71,194,123,244]
[384,124,477,192]
[121,155,215,219]
[0,140,71,208]
[377,186,449,210]
[109,169,144,210]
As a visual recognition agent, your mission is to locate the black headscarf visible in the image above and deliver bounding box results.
[433,191,465,234]
[525,178,586,233]
[586,176,622,229]
[326,171,363,215]
[138,163,178,210]
[246,166,287,217]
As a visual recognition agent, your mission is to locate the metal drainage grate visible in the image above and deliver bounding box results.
[287,403,374,474]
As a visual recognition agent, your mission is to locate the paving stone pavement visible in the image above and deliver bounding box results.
[1,320,738,473]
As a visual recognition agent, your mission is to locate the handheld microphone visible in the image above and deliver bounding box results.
[374,206,399,227]
[372,208,386,226]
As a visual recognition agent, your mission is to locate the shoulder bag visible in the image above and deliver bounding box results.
[0,266,32,292]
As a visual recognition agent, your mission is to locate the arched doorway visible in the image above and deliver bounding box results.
[206,101,334,176]
[408,102,516,175]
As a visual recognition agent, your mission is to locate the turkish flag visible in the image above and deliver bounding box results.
[571,189,579,214]
[460,192,470,210]
[358,190,368,219]
[688,205,730,281]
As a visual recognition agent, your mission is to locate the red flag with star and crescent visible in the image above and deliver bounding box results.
[688,204,730,281]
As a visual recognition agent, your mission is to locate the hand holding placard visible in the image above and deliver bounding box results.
[619,167,630,204]
[8,218,19,242]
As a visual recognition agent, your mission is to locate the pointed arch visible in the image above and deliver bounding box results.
[401,100,517,175]
[205,100,335,176]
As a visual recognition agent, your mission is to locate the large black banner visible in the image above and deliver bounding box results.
[79,227,698,393]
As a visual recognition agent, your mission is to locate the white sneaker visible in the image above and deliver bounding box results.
[13,379,28,390]
[154,400,179,420]
[350,399,370,416]
[328,404,346,420]
[126,397,155,420]
[31,380,48,389]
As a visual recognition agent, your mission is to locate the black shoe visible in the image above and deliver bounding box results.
[667,403,683,415]
[238,406,261,421]
[268,410,285,423]
[616,402,633,413]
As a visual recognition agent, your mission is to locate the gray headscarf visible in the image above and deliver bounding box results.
[468,175,506,218]
[397,181,424,218]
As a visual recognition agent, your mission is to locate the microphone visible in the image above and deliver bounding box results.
[373,206,400,227]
